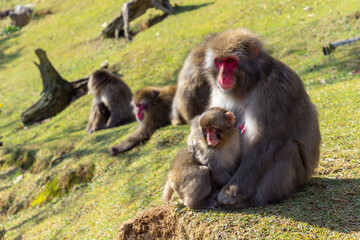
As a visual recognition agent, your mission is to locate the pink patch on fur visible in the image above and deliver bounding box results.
[239,124,246,134]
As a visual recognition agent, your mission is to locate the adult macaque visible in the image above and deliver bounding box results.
[171,41,212,125]
[86,102,110,134]
[163,108,241,209]
[110,85,177,156]
[201,29,321,207]
[87,69,135,134]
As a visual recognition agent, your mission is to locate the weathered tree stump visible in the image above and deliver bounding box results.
[20,48,89,126]
[9,5,34,28]
[102,0,174,40]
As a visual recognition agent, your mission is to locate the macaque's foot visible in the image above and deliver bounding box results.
[110,146,120,156]
[86,129,94,135]
[217,184,241,206]
[171,118,183,126]
[207,199,219,209]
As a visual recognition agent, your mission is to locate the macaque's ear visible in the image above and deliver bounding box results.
[152,90,160,98]
[252,44,260,58]
[225,111,236,125]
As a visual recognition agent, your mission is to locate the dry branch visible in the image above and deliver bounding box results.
[102,0,174,39]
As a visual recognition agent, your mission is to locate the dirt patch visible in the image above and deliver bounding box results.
[59,163,95,194]
[156,133,186,149]
[0,193,24,216]
[0,147,37,170]
[116,204,219,239]
[116,205,178,240]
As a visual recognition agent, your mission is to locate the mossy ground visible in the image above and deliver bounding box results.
[0,0,359,239]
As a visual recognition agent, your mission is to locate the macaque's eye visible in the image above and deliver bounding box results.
[214,59,222,64]
[227,58,234,63]
[208,127,216,133]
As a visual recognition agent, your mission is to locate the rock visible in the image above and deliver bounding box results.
[13,175,24,184]
[303,6,313,12]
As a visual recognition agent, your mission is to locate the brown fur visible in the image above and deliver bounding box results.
[201,29,321,207]
[110,85,177,155]
[163,108,241,209]
[171,40,212,125]
[86,69,135,134]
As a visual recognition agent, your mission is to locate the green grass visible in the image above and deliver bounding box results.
[0,0,359,239]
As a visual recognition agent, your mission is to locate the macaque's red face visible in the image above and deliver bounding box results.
[214,56,238,90]
[200,110,236,147]
[135,104,145,121]
[204,126,220,146]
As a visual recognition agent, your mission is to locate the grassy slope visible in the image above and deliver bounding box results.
[0,0,359,239]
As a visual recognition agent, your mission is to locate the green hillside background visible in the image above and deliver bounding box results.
[0,0,359,239]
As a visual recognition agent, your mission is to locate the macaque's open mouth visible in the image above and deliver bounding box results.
[206,128,220,146]
[136,105,145,121]
[207,137,219,146]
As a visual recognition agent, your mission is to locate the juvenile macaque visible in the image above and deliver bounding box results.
[86,69,135,134]
[163,108,241,209]
[86,102,110,134]
[110,85,177,156]
[171,41,212,125]
[200,29,321,207]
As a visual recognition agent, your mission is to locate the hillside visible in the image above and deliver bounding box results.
[0,0,359,239]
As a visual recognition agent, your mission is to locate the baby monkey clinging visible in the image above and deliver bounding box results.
[163,107,241,209]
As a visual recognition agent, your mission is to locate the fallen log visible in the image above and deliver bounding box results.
[20,48,89,126]
[102,0,174,40]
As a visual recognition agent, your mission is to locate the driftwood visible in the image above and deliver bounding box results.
[323,36,360,56]
[102,0,174,40]
[21,48,89,126]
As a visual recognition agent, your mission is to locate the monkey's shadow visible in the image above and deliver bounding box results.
[215,177,359,233]
[0,32,24,70]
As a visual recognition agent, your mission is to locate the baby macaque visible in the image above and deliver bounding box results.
[162,107,241,209]
[86,102,111,134]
